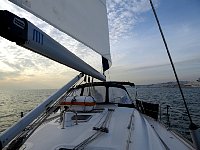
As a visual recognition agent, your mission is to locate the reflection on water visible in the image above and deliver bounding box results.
[0,87,199,141]
[0,89,56,133]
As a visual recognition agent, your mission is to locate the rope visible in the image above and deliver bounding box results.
[126,112,134,150]
[148,0,193,125]
[73,109,114,150]
[94,110,108,127]
[73,131,103,150]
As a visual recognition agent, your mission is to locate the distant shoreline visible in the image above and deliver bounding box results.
[138,81,200,88]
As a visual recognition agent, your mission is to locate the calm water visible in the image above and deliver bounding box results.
[137,87,200,140]
[0,87,199,141]
[0,89,56,133]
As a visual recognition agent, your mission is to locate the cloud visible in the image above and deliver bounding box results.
[0,0,156,70]
[111,56,200,72]
[0,1,83,74]
[0,70,21,80]
[2,61,23,71]
[107,0,157,43]
[1,0,199,88]
[108,55,200,84]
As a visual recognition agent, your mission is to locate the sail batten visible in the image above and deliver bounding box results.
[9,0,112,69]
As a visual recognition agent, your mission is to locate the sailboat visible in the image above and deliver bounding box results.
[0,0,200,150]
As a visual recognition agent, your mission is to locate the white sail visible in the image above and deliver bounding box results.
[9,0,112,69]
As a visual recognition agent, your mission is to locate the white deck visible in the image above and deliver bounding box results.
[20,106,195,150]
[144,115,195,150]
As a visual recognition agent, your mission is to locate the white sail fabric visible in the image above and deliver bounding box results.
[9,0,112,68]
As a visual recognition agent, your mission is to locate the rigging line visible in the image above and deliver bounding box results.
[94,109,108,127]
[75,76,85,87]
[8,88,74,149]
[105,110,113,129]
[73,132,98,149]
[99,110,111,127]
[148,0,193,124]
[126,112,134,150]
[102,110,113,128]
[73,131,104,150]
[74,110,114,149]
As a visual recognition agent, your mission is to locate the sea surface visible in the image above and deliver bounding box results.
[0,87,200,141]
[0,89,56,133]
[136,87,200,141]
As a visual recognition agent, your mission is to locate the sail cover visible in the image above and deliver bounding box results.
[9,0,112,70]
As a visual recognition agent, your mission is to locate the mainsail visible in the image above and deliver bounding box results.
[9,0,112,71]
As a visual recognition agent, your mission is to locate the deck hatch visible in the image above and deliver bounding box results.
[71,115,92,122]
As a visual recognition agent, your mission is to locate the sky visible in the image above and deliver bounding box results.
[0,0,200,89]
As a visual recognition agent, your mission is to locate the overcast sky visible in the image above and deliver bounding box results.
[0,0,200,89]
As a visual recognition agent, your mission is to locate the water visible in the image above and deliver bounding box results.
[0,87,200,141]
[136,87,200,140]
[0,89,56,133]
